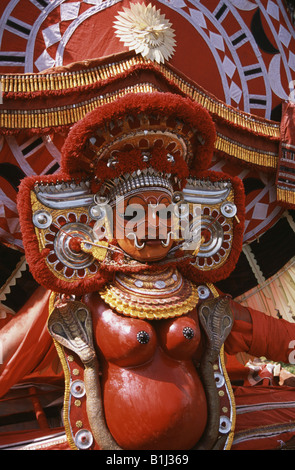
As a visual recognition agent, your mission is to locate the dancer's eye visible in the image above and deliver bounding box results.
[123,212,138,221]
[118,206,145,222]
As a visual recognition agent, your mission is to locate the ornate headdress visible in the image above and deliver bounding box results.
[60,91,215,195]
[17,72,245,295]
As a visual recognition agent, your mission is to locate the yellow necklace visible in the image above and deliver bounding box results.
[99,267,199,320]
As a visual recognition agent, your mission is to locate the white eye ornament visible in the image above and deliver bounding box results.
[220,201,237,218]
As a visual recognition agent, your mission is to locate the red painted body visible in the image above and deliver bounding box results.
[84,292,207,450]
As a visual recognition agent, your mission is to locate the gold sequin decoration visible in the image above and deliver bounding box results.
[0,55,280,139]
[216,134,277,169]
[100,283,199,320]
[277,187,295,207]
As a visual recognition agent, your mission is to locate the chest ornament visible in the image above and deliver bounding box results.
[99,267,199,320]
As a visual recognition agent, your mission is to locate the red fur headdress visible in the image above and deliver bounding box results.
[61,91,216,191]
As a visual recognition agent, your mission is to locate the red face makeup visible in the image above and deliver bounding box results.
[114,189,174,261]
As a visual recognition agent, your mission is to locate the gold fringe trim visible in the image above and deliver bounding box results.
[0,83,158,130]
[0,57,142,94]
[48,292,78,450]
[277,187,295,207]
[0,55,280,138]
[1,95,279,168]
[207,282,219,298]
[99,281,199,320]
[216,133,277,168]
[157,64,279,139]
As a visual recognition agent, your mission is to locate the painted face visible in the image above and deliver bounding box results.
[114,189,174,261]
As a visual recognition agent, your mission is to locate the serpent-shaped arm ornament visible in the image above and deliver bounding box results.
[194,296,233,450]
[48,299,121,450]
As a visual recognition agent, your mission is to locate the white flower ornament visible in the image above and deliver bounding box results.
[113,2,176,63]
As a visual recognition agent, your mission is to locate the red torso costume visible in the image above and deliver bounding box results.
[86,292,207,450]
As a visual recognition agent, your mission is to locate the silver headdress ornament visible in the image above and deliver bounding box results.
[98,167,180,205]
